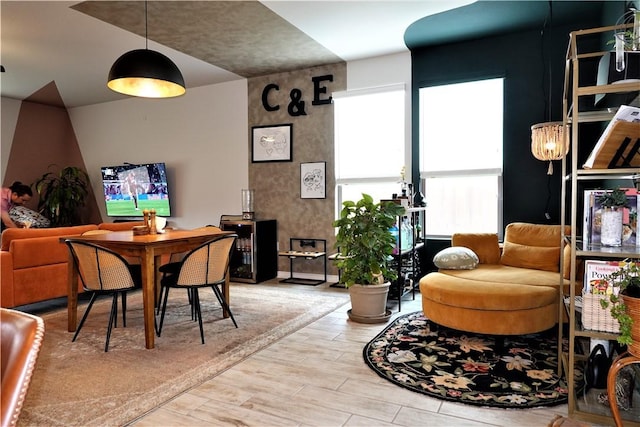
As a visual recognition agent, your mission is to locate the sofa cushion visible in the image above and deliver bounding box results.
[10,236,70,269]
[421,272,558,311]
[1,225,98,251]
[501,241,560,272]
[8,206,51,228]
[451,233,501,264]
[500,222,566,272]
[441,264,563,287]
[433,246,478,270]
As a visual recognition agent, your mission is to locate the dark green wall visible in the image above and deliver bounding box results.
[409,1,625,268]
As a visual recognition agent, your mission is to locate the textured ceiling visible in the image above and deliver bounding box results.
[71,1,345,78]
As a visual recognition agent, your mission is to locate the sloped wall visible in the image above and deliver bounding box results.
[1,82,101,224]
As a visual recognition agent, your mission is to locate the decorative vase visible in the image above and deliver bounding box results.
[600,207,623,247]
[622,294,640,358]
[348,282,391,323]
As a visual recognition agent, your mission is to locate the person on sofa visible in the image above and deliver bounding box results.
[1,182,33,230]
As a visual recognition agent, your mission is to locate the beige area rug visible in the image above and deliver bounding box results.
[19,282,349,426]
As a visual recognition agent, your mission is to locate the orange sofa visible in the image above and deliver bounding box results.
[419,223,577,336]
[0,222,143,308]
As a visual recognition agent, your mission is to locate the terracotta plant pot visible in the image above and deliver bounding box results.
[622,294,640,358]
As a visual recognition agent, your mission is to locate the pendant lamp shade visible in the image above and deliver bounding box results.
[531,121,569,175]
[107,49,185,98]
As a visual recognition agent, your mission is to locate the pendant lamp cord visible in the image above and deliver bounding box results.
[144,0,148,50]
[541,1,553,124]
[543,1,553,221]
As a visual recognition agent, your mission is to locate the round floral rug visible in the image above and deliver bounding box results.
[363,311,581,409]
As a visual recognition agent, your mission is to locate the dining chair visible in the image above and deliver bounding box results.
[157,225,222,314]
[82,230,142,285]
[157,234,237,344]
[65,239,141,352]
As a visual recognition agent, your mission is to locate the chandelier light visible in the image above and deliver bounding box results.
[531,121,568,175]
[107,1,185,98]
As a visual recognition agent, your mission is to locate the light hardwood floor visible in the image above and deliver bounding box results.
[128,283,575,427]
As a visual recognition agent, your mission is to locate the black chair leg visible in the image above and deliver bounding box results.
[105,293,119,352]
[72,292,98,342]
[121,292,127,328]
[211,285,238,328]
[193,289,205,344]
[158,285,171,337]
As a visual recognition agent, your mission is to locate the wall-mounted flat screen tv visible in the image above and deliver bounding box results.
[100,163,171,217]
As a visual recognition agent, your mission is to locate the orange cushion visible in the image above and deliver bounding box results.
[500,223,567,272]
[501,241,560,272]
[451,233,501,264]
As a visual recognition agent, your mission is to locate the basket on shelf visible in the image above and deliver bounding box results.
[582,292,621,333]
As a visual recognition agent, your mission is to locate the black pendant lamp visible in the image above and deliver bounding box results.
[107,1,185,98]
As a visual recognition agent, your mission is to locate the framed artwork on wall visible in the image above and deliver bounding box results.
[251,123,293,163]
[300,161,326,199]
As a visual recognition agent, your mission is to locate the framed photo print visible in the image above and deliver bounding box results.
[251,123,292,162]
[300,162,326,199]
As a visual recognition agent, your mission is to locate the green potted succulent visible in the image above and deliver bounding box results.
[333,193,406,323]
[600,260,640,356]
[34,165,90,227]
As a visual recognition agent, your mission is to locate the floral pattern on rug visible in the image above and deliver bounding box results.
[363,311,582,409]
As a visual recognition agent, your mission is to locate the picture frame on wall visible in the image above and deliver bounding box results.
[251,123,293,163]
[300,161,326,199]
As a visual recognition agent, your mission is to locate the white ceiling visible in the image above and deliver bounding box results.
[0,1,474,108]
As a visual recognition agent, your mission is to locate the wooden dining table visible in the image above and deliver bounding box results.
[63,228,233,349]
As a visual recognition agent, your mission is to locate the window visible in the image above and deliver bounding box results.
[334,85,406,213]
[419,78,503,238]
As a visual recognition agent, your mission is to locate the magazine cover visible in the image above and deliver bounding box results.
[583,259,622,294]
[583,188,639,247]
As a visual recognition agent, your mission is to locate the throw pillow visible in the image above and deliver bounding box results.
[500,241,560,272]
[433,246,479,270]
[8,206,51,228]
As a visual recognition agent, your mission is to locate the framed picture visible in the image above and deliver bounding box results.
[300,161,326,199]
[251,123,293,163]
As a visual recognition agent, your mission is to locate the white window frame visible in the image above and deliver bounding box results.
[419,77,504,239]
[334,84,408,217]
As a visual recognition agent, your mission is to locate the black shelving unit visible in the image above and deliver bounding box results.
[389,207,426,311]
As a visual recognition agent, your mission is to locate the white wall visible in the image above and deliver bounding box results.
[68,79,249,229]
[346,52,413,176]
[1,97,22,180]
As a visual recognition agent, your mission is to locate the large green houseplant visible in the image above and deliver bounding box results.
[333,193,406,322]
[600,259,640,356]
[34,165,90,227]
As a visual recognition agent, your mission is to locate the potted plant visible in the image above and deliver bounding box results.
[597,188,628,247]
[600,259,640,357]
[333,193,406,323]
[34,165,90,227]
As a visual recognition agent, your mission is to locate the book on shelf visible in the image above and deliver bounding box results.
[583,188,639,247]
[583,259,622,294]
[583,105,640,169]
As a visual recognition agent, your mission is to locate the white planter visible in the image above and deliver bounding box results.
[601,207,623,247]
[348,282,391,322]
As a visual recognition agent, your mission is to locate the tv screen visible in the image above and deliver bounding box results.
[101,163,171,217]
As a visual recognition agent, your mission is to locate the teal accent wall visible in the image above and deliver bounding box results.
[409,1,629,267]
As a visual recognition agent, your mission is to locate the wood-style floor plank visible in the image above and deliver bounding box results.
[128,283,578,427]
